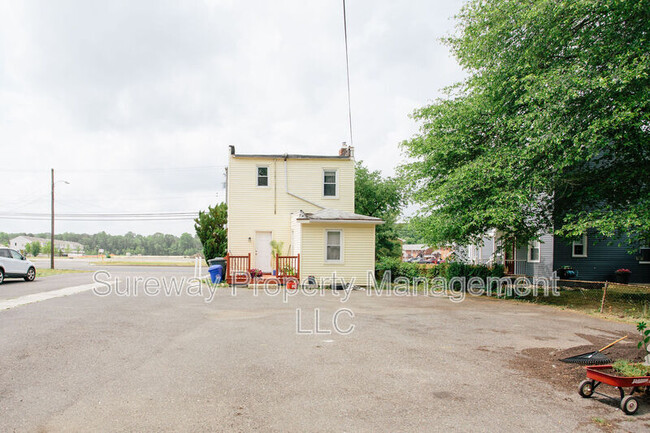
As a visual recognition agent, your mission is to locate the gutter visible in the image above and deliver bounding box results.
[297,219,384,225]
[284,156,325,210]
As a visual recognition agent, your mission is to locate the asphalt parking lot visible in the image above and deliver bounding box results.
[1,264,647,432]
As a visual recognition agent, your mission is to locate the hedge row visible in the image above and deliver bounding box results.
[375,257,504,283]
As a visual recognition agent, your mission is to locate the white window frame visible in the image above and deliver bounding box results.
[639,246,650,264]
[325,229,343,263]
[323,168,338,199]
[527,240,541,263]
[572,234,588,258]
[256,165,269,188]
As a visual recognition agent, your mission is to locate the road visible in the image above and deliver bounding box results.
[0,264,647,432]
[0,258,196,300]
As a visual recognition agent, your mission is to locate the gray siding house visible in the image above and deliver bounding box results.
[553,231,649,284]
[462,231,649,283]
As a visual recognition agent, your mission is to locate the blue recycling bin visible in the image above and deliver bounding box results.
[208,264,223,284]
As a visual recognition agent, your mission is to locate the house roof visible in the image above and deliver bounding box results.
[402,244,430,251]
[232,153,351,160]
[295,209,384,224]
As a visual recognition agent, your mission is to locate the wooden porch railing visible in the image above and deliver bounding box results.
[225,253,251,284]
[276,254,300,282]
[504,259,528,276]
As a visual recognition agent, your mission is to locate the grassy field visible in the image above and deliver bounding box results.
[36,269,89,277]
[89,261,195,267]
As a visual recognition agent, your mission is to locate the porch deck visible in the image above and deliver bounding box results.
[225,253,300,284]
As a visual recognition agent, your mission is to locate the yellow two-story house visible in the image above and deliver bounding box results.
[226,144,382,285]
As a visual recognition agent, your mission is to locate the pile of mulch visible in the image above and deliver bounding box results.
[511,333,646,393]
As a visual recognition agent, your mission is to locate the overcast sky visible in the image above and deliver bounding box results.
[0,0,465,236]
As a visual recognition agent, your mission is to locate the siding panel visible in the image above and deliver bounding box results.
[300,223,375,285]
[553,231,650,283]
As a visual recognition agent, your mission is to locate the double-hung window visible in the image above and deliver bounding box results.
[323,170,337,197]
[257,166,269,187]
[528,241,541,263]
[326,230,342,262]
[572,234,587,257]
[639,247,650,264]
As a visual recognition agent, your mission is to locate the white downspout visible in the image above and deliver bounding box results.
[284,156,325,209]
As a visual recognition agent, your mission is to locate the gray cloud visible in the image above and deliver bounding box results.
[0,0,465,235]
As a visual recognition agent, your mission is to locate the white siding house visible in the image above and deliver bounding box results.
[226,145,382,285]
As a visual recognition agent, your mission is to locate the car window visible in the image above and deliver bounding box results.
[0,249,11,258]
[10,250,23,260]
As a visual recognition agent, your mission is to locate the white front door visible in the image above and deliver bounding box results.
[255,231,273,273]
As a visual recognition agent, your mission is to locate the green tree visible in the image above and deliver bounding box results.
[43,241,51,257]
[401,0,650,247]
[395,222,424,245]
[24,243,32,256]
[194,203,227,263]
[178,232,196,256]
[31,241,41,256]
[355,162,404,258]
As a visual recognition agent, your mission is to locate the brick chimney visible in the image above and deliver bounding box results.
[339,142,350,157]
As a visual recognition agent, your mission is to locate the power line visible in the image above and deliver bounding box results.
[0,211,199,221]
[0,217,197,221]
[342,0,354,146]
[5,212,197,216]
[1,165,226,173]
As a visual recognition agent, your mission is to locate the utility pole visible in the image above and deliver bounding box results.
[51,168,55,269]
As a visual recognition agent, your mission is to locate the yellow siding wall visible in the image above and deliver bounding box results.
[227,156,355,268]
[300,223,376,285]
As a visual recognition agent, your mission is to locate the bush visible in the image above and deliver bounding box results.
[376,257,429,282]
[436,262,504,281]
[375,258,504,285]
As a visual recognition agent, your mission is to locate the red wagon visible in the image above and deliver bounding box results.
[578,365,650,415]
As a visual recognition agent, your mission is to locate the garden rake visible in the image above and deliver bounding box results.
[559,336,628,365]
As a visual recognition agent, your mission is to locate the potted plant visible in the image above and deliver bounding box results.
[270,240,284,275]
[557,265,577,279]
[615,268,632,284]
[249,268,262,279]
[281,265,296,277]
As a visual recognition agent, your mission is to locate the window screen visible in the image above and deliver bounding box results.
[324,170,337,196]
[326,230,341,261]
[257,167,269,187]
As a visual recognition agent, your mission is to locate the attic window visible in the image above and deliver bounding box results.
[323,169,337,197]
[257,166,269,187]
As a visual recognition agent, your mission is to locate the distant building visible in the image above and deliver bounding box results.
[402,244,433,260]
[402,244,454,262]
[9,236,84,254]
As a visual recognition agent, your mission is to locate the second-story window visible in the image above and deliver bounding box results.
[323,169,337,197]
[257,166,269,187]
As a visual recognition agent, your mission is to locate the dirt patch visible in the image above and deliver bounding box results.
[511,333,646,393]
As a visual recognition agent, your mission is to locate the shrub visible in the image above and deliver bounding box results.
[376,257,429,282]
[437,261,504,285]
[375,258,503,285]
